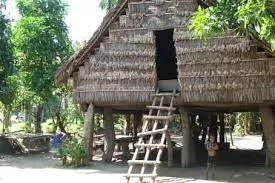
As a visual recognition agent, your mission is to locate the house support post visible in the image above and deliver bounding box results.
[103,107,115,163]
[166,131,173,167]
[83,103,94,162]
[180,107,195,168]
[259,105,275,167]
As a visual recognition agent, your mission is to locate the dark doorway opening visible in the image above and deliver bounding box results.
[155,29,178,80]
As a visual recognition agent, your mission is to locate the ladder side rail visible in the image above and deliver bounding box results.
[127,91,159,176]
[139,95,164,182]
[152,89,177,176]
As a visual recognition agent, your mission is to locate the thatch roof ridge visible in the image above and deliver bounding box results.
[55,0,128,83]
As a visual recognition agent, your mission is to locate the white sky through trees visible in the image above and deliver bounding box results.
[6,0,106,42]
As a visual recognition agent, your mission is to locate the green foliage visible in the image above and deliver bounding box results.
[169,115,181,134]
[42,119,55,133]
[56,138,87,167]
[13,0,73,102]
[12,0,73,132]
[0,0,14,99]
[45,89,84,133]
[237,0,275,50]
[0,0,16,132]
[20,122,35,133]
[189,0,275,51]
[113,114,125,134]
[42,118,83,134]
[99,0,118,11]
[232,112,261,136]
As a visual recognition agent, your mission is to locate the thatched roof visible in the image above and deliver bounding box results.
[55,0,208,83]
[56,0,128,83]
[56,0,275,106]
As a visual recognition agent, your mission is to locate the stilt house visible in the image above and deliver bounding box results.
[56,0,275,180]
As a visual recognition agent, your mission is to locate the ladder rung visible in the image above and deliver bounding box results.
[135,144,167,149]
[128,160,161,165]
[143,115,172,120]
[137,129,166,137]
[125,173,157,178]
[152,93,179,97]
[147,106,176,111]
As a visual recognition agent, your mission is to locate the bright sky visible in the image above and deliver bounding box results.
[66,0,105,42]
[6,0,106,42]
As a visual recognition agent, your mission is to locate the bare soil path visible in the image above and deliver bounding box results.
[0,135,274,183]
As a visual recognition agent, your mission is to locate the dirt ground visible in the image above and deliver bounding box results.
[0,135,275,183]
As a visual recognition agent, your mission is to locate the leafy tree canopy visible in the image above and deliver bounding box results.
[0,0,15,107]
[189,0,275,51]
[99,0,118,11]
[13,0,73,102]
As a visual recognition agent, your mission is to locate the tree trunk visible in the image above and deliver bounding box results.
[133,112,142,137]
[24,104,32,128]
[3,108,11,133]
[83,103,94,163]
[94,113,102,134]
[34,104,43,133]
[180,108,193,168]
[56,114,66,133]
[209,114,218,142]
[124,114,131,135]
[259,105,275,168]
[200,113,208,144]
[219,113,225,145]
[102,107,115,163]
[244,114,250,135]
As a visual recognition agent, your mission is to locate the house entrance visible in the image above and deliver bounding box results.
[155,29,179,91]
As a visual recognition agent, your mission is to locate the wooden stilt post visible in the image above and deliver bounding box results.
[103,107,115,163]
[180,107,191,168]
[83,103,94,163]
[166,131,173,167]
[259,105,275,168]
[219,113,225,146]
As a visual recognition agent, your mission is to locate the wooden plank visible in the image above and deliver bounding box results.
[143,115,173,120]
[134,143,167,149]
[137,129,166,137]
[152,93,179,97]
[146,106,176,111]
[125,173,157,178]
[128,160,161,165]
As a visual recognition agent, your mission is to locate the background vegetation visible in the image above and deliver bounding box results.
[1,0,272,137]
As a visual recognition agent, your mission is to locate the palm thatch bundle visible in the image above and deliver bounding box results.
[56,0,275,106]
[177,35,275,102]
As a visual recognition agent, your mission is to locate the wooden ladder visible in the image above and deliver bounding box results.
[125,89,178,183]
